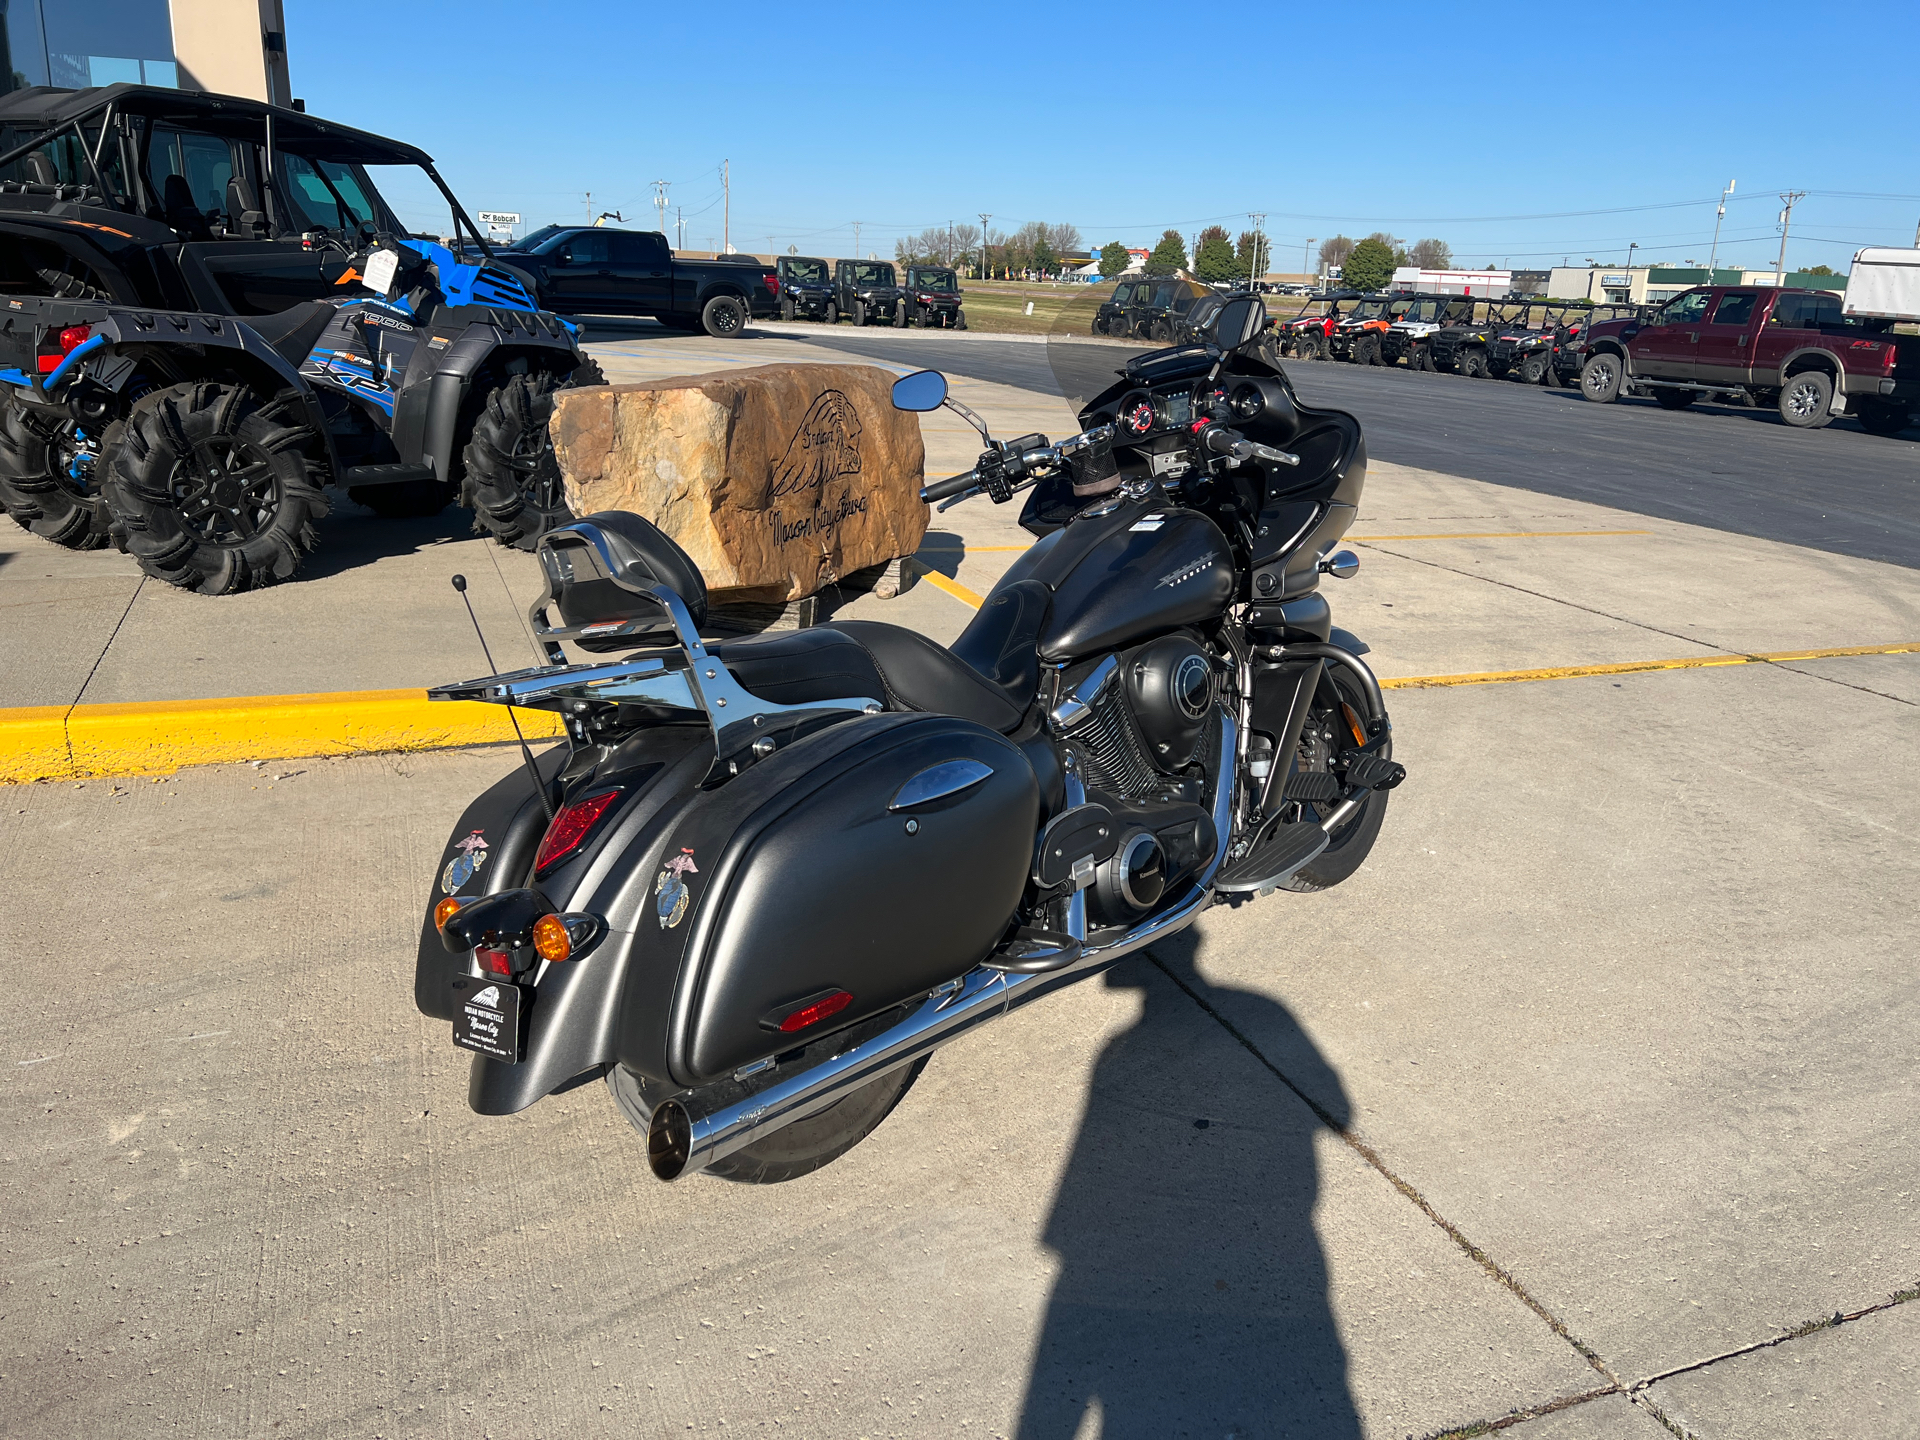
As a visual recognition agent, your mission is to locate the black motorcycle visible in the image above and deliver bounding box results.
[415,295,1402,1183]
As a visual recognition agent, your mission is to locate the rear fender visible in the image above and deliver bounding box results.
[415,320,577,478]
[462,724,716,1116]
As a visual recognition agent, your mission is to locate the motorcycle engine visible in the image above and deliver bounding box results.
[1064,634,1216,802]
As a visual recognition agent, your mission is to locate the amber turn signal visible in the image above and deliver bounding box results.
[532,913,572,963]
[434,896,469,931]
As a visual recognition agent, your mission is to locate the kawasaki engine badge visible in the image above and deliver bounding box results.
[656,849,699,929]
[442,830,488,894]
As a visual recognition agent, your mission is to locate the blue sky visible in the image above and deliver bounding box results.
[287,0,1920,272]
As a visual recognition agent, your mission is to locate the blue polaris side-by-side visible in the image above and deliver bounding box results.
[0,83,602,593]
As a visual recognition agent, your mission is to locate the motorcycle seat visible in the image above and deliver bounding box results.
[714,578,1051,735]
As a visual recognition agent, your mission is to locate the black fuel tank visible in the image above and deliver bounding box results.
[1036,507,1236,663]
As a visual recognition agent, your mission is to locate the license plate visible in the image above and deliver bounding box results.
[451,975,524,1063]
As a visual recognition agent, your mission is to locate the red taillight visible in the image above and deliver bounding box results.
[479,948,512,975]
[35,355,59,372]
[764,272,779,296]
[57,324,90,353]
[533,789,622,875]
[777,989,853,1034]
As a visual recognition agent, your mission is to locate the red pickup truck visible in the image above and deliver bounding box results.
[1567,286,1917,434]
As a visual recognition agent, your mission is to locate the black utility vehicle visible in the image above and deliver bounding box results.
[830,260,904,326]
[0,83,598,587]
[1429,299,1512,376]
[901,265,965,328]
[775,256,834,321]
[1379,295,1475,369]
[1550,303,1642,386]
[1485,301,1584,383]
[1093,276,1210,341]
[492,226,777,337]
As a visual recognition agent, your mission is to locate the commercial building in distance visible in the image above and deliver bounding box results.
[3,0,293,107]
[1549,265,1847,304]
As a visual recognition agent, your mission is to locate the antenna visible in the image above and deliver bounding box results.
[451,574,555,821]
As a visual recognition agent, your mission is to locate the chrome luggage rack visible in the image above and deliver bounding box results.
[428,580,880,751]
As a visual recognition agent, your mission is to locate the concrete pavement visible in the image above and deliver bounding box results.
[3,326,1918,1437]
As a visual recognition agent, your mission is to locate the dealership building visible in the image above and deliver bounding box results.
[1549,265,1846,305]
[3,0,292,106]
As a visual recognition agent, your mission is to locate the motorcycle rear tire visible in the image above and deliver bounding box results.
[610,1055,929,1184]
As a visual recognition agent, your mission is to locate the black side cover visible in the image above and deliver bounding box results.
[612,712,1040,1088]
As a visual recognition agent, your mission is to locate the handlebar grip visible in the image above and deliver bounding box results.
[920,469,979,502]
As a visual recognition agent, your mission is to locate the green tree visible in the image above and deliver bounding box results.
[1803,263,1836,276]
[1098,241,1132,278]
[1032,235,1056,275]
[1343,236,1396,292]
[1145,228,1187,277]
[1194,224,1239,282]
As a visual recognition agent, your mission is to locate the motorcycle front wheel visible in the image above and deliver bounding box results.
[1277,667,1391,892]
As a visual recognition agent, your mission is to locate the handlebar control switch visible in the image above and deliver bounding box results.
[978,450,1015,504]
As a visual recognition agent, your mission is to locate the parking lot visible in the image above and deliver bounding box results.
[5,324,1918,1439]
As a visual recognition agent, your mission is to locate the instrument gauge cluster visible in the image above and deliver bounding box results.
[1117,392,1157,438]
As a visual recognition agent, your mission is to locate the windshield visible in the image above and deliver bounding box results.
[853,263,892,284]
[1399,298,1444,323]
[785,258,828,283]
[1350,299,1388,320]
[911,268,957,290]
[278,152,394,238]
[509,224,570,252]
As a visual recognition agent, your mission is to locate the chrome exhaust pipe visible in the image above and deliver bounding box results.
[637,713,1238,1181]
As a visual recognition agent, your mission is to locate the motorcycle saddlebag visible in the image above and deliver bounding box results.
[612,711,1039,1088]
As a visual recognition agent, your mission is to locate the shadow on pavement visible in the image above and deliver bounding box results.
[1015,929,1359,1439]
[296,498,482,582]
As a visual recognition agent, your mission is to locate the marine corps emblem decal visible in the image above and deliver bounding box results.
[656,848,699,929]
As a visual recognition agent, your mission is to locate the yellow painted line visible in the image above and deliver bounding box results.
[909,561,986,609]
[1350,529,1650,541]
[1380,643,1919,691]
[2,688,563,785]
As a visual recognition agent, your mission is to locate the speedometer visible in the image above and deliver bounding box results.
[1119,394,1156,437]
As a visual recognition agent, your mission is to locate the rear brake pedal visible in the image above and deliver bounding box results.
[985,927,1083,974]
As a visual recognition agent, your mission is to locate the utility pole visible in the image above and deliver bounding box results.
[1707,178,1735,276]
[1303,238,1315,285]
[852,220,862,259]
[978,213,990,278]
[1247,212,1267,286]
[721,161,730,254]
[1775,191,1806,286]
[651,180,669,235]
[584,191,591,225]
[676,206,683,250]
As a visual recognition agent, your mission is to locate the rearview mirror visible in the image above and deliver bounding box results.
[891,369,948,412]
[1213,295,1267,349]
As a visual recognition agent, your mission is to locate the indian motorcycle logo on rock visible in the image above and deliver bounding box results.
[767,389,870,545]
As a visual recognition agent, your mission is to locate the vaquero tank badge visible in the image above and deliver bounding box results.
[442,830,489,894]
[656,849,700,929]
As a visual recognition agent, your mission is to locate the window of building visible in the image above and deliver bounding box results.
[39,0,178,91]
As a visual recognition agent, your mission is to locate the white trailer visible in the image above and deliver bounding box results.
[1390,267,1512,296]
[1844,248,1920,322]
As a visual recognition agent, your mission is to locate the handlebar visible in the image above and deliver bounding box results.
[920,469,981,502]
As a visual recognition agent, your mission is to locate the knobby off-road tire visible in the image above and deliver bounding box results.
[894,303,909,328]
[779,298,795,322]
[852,300,868,327]
[824,301,839,325]
[700,294,747,339]
[0,394,115,549]
[1518,353,1548,385]
[106,382,327,594]
[1579,351,1623,403]
[1778,370,1835,429]
[462,371,572,551]
[1654,388,1698,410]
[956,309,968,331]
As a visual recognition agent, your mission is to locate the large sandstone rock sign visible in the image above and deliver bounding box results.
[549,363,928,604]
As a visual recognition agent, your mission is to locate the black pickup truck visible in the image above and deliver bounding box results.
[776,256,834,321]
[492,226,778,336]
[831,260,905,326]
